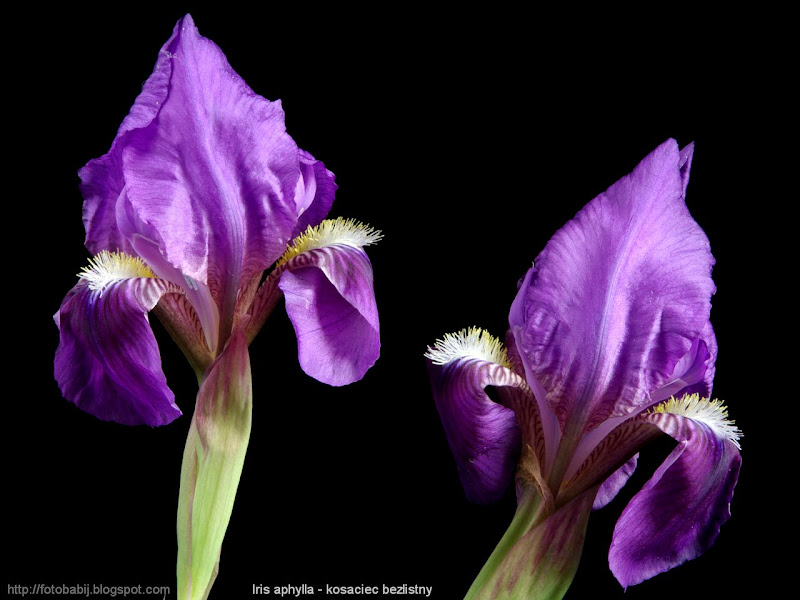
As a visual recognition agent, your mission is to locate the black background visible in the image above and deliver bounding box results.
[8,6,788,600]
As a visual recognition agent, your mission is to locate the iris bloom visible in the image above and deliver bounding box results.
[54,15,379,600]
[426,140,741,599]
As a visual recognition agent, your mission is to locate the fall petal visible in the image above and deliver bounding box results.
[427,356,526,504]
[609,399,741,587]
[54,278,180,426]
[279,245,379,386]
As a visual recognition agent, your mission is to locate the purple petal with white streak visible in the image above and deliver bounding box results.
[593,454,638,510]
[279,245,379,386]
[54,278,180,426]
[510,139,715,434]
[608,410,741,587]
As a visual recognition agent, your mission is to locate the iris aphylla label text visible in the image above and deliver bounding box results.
[253,583,433,597]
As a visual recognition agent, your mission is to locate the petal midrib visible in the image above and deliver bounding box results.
[552,179,668,492]
[572,203,643,429]
[570,176,670,435]
[183,46,245,347]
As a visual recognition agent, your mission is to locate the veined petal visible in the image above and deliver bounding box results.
[564,321,718,484]
[277,219,381,386]
[501,332,548,495]
[97,15,308,341]
[54,260,181,426]
[426,328,530,504]
[80,19,177,256]
[558,416,663,508]
[510,139,715,436]
[609,394,742,588]
[130,233,220,355]
[153,292,213,377]
[509,268,562,476]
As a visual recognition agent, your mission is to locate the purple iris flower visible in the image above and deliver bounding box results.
[426,140,741,597]
[54,14,380,427]
[53,14,381,599]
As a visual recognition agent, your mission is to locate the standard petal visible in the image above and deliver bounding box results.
[118,15,303,330]
[80,18,179,256]
[679,142,694,195]
[565,321,718,482]
[427,357,527,504]
[291,150,338,237]
[54,278,180,426]
[649,321,717,403]
[279,245,379,386]
[608,404,741,588]
[510,139,715,434]
[509,269,561,475]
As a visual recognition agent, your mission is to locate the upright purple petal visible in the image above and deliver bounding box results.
[609,403,741,587]
[54,278,181,426]
[120,15,302,325]
[279,245,379,386]
[81,13,317,349]
[510,140,715,435]
[80,19,179,256]
[679,142,694,194]
[291,150,338,237]
[509,267,561,475]
[566,321,718,482]
[649,321,717,403]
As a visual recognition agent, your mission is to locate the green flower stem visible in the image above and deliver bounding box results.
[466,486,544,600]
[466,485,596,600]
[177,330,252,600]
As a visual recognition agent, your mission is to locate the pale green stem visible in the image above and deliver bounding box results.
[176,330,252,600]
[466,487,544,600]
